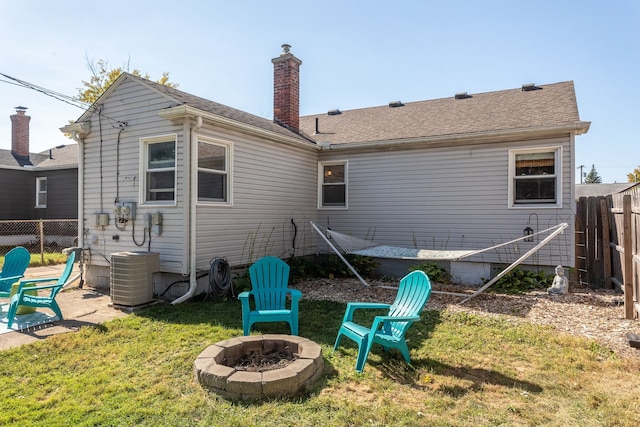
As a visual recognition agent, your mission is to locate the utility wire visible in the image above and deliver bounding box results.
[0,72,89,110]
[0,72,127,128]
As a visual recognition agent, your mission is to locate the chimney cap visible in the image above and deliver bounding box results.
[281,44,291,54]
[14,106,28,112]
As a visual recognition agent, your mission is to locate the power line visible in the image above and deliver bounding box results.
[0,72,127,129]
[0,72,89,111]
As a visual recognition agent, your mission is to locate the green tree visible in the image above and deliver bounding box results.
[584,164,602,184]
[75,57,177,104]
[627,166,640,183]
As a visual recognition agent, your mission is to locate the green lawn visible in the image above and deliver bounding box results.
[1,298,638,426]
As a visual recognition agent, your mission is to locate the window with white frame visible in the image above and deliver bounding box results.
[319,161,347,208]
[197,138,230,203]
[509,147,561,207]
[35,177,47,208]
[141,135,176,204]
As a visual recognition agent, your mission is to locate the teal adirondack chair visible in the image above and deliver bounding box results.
[5,251,75,328]
[333,270,432,372]
[0,246,31,298]
[239,256,302,336]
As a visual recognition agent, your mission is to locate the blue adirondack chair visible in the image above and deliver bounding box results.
[5,251,76,328]
[333,270,432,372]
[238,256,302,336]
[0,246,31,299]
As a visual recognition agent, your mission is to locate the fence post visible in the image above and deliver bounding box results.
[587,197,598,287]
[575,197,587,286]
[39,220,45,264]
[623,195,633,319]
[600,198,612,289]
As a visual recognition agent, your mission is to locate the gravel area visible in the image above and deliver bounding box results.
[294,278,640,360]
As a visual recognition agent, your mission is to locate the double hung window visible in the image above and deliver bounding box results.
[142,135,176,204]
[509,147,561,207]
[319,161,347,208]
[197,138,230,204]
[35,177,47,208]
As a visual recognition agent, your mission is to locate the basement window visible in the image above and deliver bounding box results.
[141,135,177,205]
[509,147,562,208]
[197,137,231,204]
[35,177,47,208]
[319,161,347,209]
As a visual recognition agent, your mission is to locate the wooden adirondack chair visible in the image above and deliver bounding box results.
[0,246,31,299]
[5,252,76,328]
[333,270,432,372]
[238,256,302,336]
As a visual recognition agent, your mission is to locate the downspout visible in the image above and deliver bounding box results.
[71,131,85,248]
[172,115,202,304]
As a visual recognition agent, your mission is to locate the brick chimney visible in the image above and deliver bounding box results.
[272,44,302,133]
[10,106,30,161]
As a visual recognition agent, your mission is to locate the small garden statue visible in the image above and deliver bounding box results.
[547,265,568,295]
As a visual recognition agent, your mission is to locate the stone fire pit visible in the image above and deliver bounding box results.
[194,334,324,401]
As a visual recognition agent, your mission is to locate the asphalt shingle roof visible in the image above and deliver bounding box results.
[0,144,78,168]
[299,81,586,144]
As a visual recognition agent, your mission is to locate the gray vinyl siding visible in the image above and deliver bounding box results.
[35,169,78,219]
[0,169,32,220]
[81,79,186,272]
[81,77,318,276]
[194,126,318,270]
[0,168,77,220]
[317,136,575,268]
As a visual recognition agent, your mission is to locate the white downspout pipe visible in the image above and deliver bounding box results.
[172,116,202,304]
[72,131,85,248]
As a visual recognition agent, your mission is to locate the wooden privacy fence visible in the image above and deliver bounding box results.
[575,194,639,320]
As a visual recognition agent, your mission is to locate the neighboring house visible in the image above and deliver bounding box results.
[575,183,640,201]
[62,46,590,299]
[1,107,78,220]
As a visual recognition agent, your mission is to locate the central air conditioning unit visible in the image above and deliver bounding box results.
[110,251,160,306]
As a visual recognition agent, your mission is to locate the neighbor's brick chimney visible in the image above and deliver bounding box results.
[11,106,30,160]
[272,44,302,133]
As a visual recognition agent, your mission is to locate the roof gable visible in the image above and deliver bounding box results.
[72,73,308,143]
[299,81,589,145]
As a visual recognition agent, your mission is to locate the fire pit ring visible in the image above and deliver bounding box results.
[194,334,324,401]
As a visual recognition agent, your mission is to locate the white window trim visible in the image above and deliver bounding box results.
[35,177,47,208]
[318,160,348,209]
[139,134,178,206]
[195,136,233,206]
[508,146,562,209]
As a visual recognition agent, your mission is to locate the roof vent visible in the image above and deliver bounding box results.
[388,101,404,108]
[327,109,342,116]
[454,92,472,99]
[522,83,541,92]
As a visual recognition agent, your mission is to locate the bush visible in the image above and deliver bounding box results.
[487,267,554,294]
[408,262,451,284]
[287,254,378,281]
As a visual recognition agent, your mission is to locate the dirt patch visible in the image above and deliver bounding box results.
[294,278,640,360]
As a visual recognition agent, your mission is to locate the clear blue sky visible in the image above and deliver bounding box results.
[1,0,637,183]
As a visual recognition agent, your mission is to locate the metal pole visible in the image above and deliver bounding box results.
[310,221,370,287]
[460,222,569,303]
[39,220,45,265]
